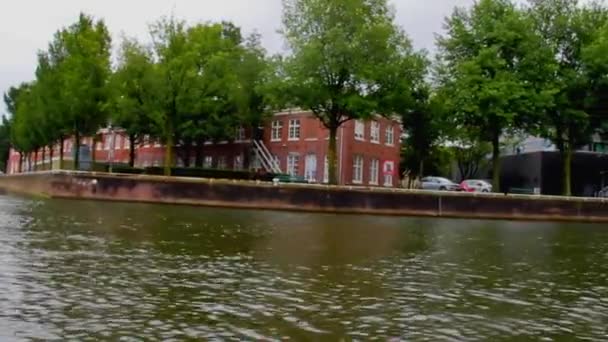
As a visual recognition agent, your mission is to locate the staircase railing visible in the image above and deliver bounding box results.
[253,140,281,173]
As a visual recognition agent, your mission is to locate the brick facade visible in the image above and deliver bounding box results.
[6,110,401,187]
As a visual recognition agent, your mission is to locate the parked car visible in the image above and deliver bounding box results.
[420,177,462,191]
[460,179,493,193]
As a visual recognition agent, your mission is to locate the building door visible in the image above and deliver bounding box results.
[305,154,317,182]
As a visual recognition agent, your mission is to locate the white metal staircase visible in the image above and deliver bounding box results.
[253,140,282,174]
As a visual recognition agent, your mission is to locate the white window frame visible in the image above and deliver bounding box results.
[352,155,364,184]
[288,119,301,141]
[143,135,150,148]
[104,136,111,150]
[370,121,380,144]
[271,120,283,142]
[323,156,329,184]
[218,156,227,169]
[204,156,213,168]
[355,120,365,141]
[304,153,317,182]
[370,158,379,185]
[383,161,395,187]
[236,126,246,142]
[234,154,244,170]
[385,126,395,146]
[287,153,300,176]
[115,135,123,150]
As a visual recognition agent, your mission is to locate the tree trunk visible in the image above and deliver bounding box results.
[59,137,64,170]
[42,147,46,171]
[49,145,54,171]
[491,132,501,193]
[164,122,174,176]
[183,140,192,168]
[328,125,339,185]
[195,138,204,168]
[129,134,136,168]
[18,153,22,173]
[34,149,39,172]
[562,143,572,196]
[73,131,80,170]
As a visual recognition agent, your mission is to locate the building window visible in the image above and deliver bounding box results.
[238,127,247,141]
[288,119,300,141]
[154,139,161,148]
[370,158,379,185]
[355,120,365,141]
[371,121,380,143]
[143,135,150,148]
[104,136,111,150]
[385,126,395,146]
[190,157,196,167]
[271,120,283,141]
[305,154,317,182]
[153,160,160,167]
[383,161,395,187]
[287,153,300,176]
[204,156,213,168]
[323,156,329,184]
[124,136,131,149]
[234,154,244,170]
[353,155,363,184]
[115,135,123,150]
[218,156,227,169]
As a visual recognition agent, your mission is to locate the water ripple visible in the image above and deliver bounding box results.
[0,195,607,340]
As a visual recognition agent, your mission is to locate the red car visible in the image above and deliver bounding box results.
[460,179,493,193]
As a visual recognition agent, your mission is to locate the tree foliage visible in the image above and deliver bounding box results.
[527,0,608,195]
[280,0,426,184]
[436,0,554,192]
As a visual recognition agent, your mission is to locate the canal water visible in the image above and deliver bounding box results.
[0,195,607,341]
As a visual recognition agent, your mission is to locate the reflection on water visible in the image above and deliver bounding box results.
[1,195,607,340]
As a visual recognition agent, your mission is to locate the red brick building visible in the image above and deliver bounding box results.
[6,110,401,187]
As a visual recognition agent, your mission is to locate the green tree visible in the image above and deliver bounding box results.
[0,116,10,172]
[401,87,444,180]
[280,0,425,184]
[3,83,32,172]
[57,13,112,170]
[437,0,552,192]
[177,22,244,167]
[111,37,157,167]
[148,16,193,175]
[528,0,608,196]
[582,18,608,143]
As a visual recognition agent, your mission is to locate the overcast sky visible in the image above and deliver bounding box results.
[0,0,474,116]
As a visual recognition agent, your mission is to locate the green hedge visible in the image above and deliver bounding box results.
[111,165,145,174]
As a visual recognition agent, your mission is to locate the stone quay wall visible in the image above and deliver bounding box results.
[1,171,607,223]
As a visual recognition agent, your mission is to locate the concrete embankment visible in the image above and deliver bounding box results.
[1,171,607,223]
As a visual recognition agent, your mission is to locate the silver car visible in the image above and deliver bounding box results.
[420,177,461,191]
